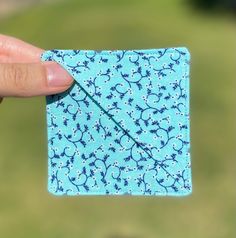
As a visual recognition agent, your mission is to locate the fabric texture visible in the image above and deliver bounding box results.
[41,47,192,196]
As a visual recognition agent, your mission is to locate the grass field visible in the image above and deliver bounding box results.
[0,0,235,237]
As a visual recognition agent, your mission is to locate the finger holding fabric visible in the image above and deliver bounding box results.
[0,34,74,98]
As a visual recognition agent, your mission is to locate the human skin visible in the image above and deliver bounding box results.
[0,34,74,99]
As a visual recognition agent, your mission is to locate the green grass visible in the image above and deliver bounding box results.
[0,0,235,237]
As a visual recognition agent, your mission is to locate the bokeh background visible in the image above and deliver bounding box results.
[0,0,235,237]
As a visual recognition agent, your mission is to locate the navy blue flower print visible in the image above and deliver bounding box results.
[41,47,192,196]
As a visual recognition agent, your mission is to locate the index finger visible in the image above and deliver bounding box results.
[0,34,44,63]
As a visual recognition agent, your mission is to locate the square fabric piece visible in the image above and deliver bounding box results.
[41,47,192,196]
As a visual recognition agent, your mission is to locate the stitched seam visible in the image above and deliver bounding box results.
[50,47,187,56]
[182,52,192,193]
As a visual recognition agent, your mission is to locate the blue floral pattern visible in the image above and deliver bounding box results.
[41,47,192,196]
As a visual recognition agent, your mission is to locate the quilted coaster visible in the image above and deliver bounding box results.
[41,47,192,196]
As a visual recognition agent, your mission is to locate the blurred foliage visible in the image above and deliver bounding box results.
[0,0,235,238]
[188,0,236,13]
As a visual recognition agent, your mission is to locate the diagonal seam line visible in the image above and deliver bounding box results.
[76,83,184,189]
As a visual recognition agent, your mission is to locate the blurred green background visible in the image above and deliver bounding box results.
[0,0,235,237]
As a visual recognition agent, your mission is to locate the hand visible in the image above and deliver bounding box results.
[0,34,73,99]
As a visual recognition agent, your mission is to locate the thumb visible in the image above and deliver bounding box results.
[0,62,74,97]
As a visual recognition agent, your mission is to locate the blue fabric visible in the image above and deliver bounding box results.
[41,47,192,196]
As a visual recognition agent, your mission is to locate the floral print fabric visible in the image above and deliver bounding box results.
[41,47,192,196]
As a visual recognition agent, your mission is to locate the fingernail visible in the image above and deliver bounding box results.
[45,62,73,87]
